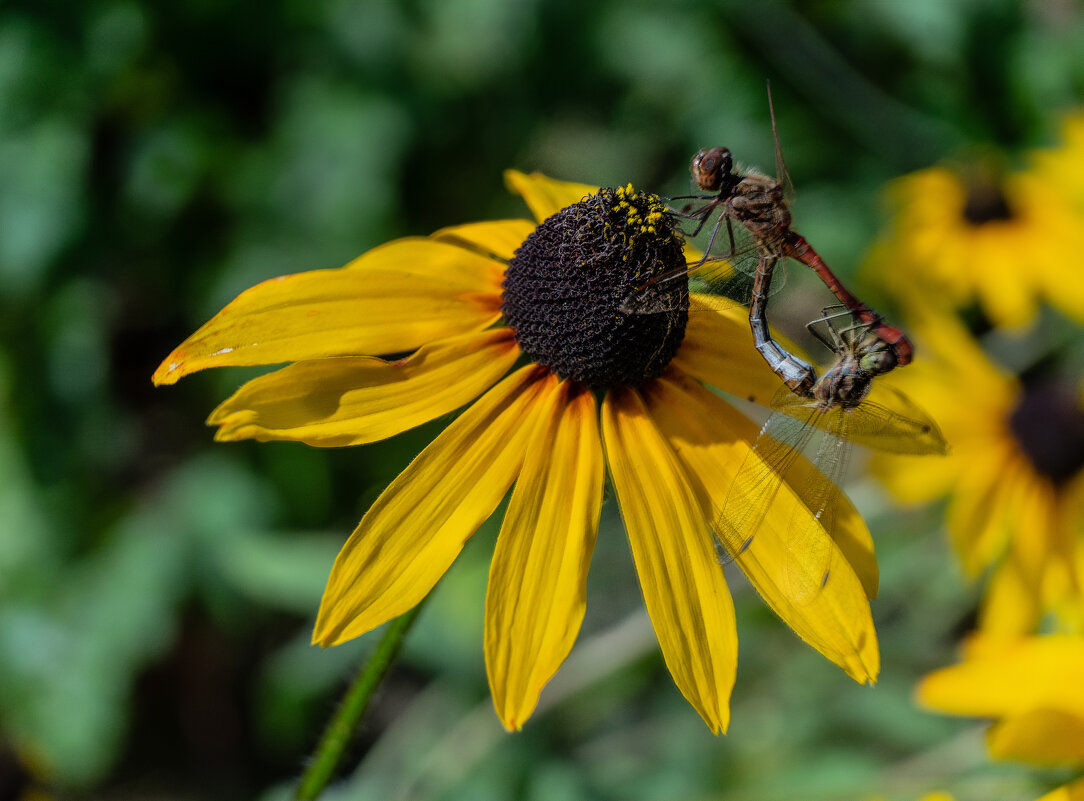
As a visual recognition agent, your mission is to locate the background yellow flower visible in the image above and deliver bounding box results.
[866,112,1084,328]
[919,634,1084,800]
[871,309,1084,634]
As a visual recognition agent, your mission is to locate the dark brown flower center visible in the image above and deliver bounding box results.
[501,185,689,388]
[1008,379,1084,485]
[962,177,1014,225]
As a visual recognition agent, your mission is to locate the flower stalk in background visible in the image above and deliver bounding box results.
[154,171,885,740]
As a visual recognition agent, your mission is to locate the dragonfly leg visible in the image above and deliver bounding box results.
[721,217,738,260]
[701,211,729,260]
[668,193,717,203]
[807,305,877,350]
[806,317,841,352]
[689,210,714,240]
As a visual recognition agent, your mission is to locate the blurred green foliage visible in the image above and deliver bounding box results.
[0,0,1081,799]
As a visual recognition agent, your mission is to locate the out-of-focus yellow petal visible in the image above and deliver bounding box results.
[987,708,1084,764]
[905,307,1016,398]
[946,452,1019,576]
[432,219,537,262]
[979,559,1041,636]
[208,328,521,446]
[153,238,505,385]
[601,385,737,733]
[641,370,880,682]
[504,170,598,224]
[313,366,551,646]
[672,298,785,406]
[485,382,603,731]
[1010,477,1057,588]
[1035,775,1084,801]
[972,226,1037,328]
[917,635,1084,718]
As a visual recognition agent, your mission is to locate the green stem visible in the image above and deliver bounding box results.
[295,601,427,800]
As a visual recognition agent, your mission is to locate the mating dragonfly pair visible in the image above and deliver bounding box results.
[625,103,947,602]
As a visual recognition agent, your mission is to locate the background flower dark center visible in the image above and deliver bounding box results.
[1008,378,1084,485]
[962,177,1014,225]
[501,186,689,388]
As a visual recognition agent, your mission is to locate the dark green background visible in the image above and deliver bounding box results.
[1,1,1080,799]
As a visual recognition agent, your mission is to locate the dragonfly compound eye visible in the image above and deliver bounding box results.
[691,147,732,192]
[858,348,898,376]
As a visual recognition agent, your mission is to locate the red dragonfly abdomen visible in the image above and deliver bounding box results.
[783,233,914,366]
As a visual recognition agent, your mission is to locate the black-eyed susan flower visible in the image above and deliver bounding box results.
[870,309,1084,634]
[866,111,1084,329]
[918,634,1084,800]
[154,171,882,732]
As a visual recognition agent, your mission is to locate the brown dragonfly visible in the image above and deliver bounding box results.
[713,306,945,603]
[622,92,913,396]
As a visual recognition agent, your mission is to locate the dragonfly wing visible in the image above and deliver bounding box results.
[767,80,797,204]
[771,382,948,456]
[839,384,948,455]
[713,404,843,606]
[713,411,813,562]
[756,386,878,602]
[757,404,844,604]
[781,414,851,604]
[679,211,787,311]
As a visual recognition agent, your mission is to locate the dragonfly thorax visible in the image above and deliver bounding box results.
[813,354,873,410]
[728,174,790,247]
[812,333,900,410]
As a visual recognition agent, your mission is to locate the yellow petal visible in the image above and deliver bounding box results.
[432,219,538,262]
[1035,775,1084,801]
[504,170,598,224]
[644,369,878,598]
[979,559,1041,636]
[872,442,965,505]
[313,365,552,646]
[987,708,1084,764]
[601,385,737,733]
[485,381,603,730]
[917,635,1084,719]
[153,238,505,385]
[672,298,787,407]
[945,452,1018,576]
[907,305,1017,397]
[208,328,521,446]
[973,229,1038,328]
[1010,476,1057,589]
[640,369,880,682]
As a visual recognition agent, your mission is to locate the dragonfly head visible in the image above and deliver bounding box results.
[691,147,734,192]
[857,337,899,377]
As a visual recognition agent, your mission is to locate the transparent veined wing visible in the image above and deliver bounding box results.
[714,396,843,604]
[771,382,949,456]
